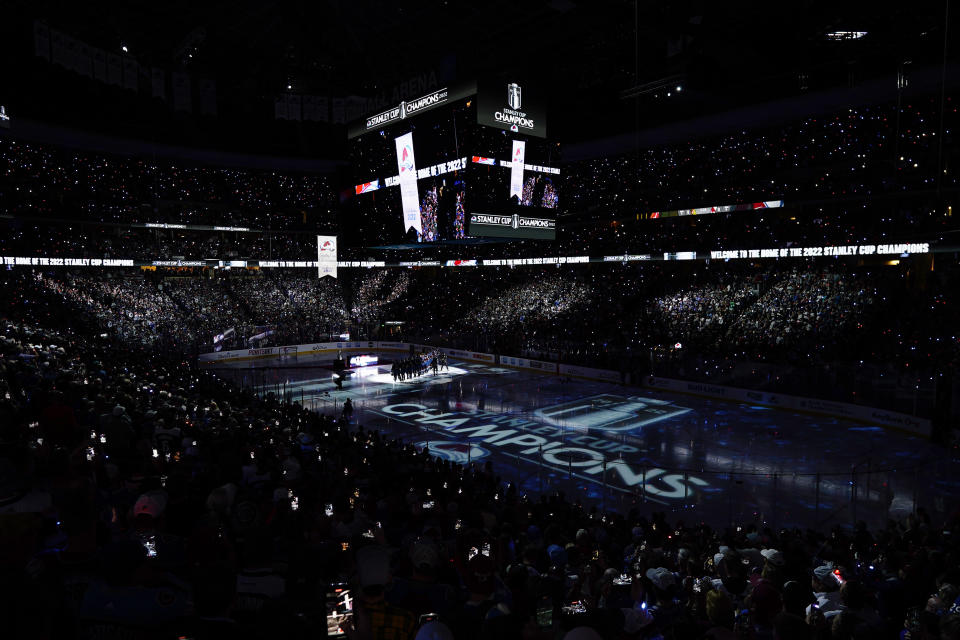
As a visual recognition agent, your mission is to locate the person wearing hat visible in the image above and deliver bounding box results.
[386,541,456,619]
[757,548,786,587]
[645,567,682,634]
[346,546,416,640]
[712,548,750,603]
[808,564,843,618]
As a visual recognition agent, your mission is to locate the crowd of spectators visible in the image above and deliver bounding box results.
[2,195,949,268]
[0,138,334,229]
[19,271,352,353]
[352,270,411,325]
[2,304,960,640]
[3,84,960,640]
[0,91,955,424]
[2,93,956,255]
[0,221,322,262]
[4,253,952,424]
[418,187,440,243]
[9,259,957,381]
[646,268,879,360]
[467,277,591,333]
[565,95,958,217]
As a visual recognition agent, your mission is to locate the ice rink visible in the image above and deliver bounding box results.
[210,353,959,531]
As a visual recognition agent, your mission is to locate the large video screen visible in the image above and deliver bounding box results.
[465,126,559,240]
[347,85,558,245]
[348,98,474,245]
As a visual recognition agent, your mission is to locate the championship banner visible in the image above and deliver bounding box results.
[509,140,525,201]
[317,235,337,278]
[395,132,422,235]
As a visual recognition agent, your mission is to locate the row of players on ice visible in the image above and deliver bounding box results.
[390,350,448,381]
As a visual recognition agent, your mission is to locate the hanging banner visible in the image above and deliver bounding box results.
[509,140,525,201]
[394,132,422,235]
[317,235,338,278]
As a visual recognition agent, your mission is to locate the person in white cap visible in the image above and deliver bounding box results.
[759,548,786,588]
[645,567,682,632]
[345,546,416,640]
[808,564,843,618]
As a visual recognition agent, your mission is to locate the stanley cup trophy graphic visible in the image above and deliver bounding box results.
[507,83,522,110]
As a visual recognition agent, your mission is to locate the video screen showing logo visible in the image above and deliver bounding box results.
[534,394,691,433]
[355,180,380,194]
[507,83,522,110]
[416,440,490,464]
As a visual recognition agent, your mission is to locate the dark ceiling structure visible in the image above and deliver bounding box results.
[0,0,952,159]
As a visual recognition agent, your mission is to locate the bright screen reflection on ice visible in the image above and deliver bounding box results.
[367,365,469,385]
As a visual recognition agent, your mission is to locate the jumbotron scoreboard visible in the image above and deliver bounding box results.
[347,79,558,245]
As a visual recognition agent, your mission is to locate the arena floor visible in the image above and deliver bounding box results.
[210,354,959,531]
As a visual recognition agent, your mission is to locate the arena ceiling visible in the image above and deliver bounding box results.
[0,0,951,154]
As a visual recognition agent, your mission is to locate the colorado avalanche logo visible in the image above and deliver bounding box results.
[415,440,490,464]
[320,240,334,252]
[399,145,414,174]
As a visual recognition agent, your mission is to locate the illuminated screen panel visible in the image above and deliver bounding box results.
[465,126,559,240]
[348,97,474,245]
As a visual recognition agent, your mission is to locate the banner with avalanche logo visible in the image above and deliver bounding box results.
[317,235,337,279]
[395,132,422,235]
[509,140,525,201]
